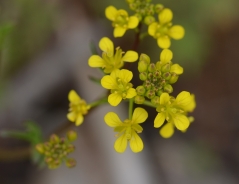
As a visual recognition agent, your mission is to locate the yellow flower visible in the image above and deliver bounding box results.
[67,90,90,126]
[88,37,138,73]
[105,6,139,37]
[154,91,196,138]
[104,107,148,153]
[159,49,183,75]
[101,69,137,106]
[148,8,185,49]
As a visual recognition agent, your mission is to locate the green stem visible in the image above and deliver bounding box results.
[129,98,134,119]
[143,100,156,108]
[89,97,108,108]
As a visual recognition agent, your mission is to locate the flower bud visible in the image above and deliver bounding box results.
[145,90,155,99]
[139,72,148,81]
[157,90,163,96]
[134,13,142,21]
[163,84,173,93]
[144,16,155,25]
[134,95,145,104]
[151,96,160,105]
[66,158,76,168]
[36,144,45,153]
[169,73,179,84]
[67,131,77,142]
[50,134,60,143]
[148,63,156,72]
[139,53,150,64]
[138,60,148,72]
[147,72,153,79]
[163,72,171,80]
[161,63,171,73]
[154,4,164,14]
[136,85,146,95]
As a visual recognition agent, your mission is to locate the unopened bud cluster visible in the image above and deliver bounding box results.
[126,0,163,25]
[135,53,181,105]
[36,131,77,169]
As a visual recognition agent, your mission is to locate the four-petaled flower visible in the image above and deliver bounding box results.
[104,107,148,153]
[154,91,196,138]
[88,37,138,74]
[105,6,139,37]
[101,69,137,106]
[67,90,90,126]
[159,49,183,75]
[148,8,185,49]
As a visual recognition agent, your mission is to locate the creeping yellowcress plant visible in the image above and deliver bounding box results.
[36,0,196,169]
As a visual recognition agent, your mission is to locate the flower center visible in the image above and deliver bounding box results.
[102,47,124,71]
[111,78,133,99]
[113,11,129,28]
[69,100,89,115]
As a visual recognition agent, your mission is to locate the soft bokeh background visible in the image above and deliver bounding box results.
[0,0,239,183]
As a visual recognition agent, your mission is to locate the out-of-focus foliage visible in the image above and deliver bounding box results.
[0,0,56,78]
[0,121,44,165]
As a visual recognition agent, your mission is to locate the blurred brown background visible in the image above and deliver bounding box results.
[0,0,239,184]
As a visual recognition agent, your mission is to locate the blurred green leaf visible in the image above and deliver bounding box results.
[0,22,14,50]
[0,121,45,166]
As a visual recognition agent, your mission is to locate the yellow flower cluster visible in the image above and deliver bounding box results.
[64,1,196,154]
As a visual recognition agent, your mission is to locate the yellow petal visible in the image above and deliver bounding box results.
[173,114,189,130]
[160,49,173,63]
[128,16,139,29]
[148,22,158,37]
[154,113,165,128]
[126,88,137,98]
[122,51,138,62]
[130,131,143,153]
[67,112,76,122]
[75,115,84,126]
[157,36,171,49]
[68,90,80,102]
[176,91,191,108]
[101,75,117,89]
[114,134,127,153]
[169,25,185,40]
[159,8,173,24]
[99,37,114,56]
[88,55,105,67]
[119,69,133,82]
[160,93,170,105]
[108,93,122,106]
[160,122,174,138]
[170,64,183,75]
[110,69,120,79]
[105,6,118,21]
[104,112,122,127]
[131,107,148,124]
[184,94,196,112]
[114,27,126,37]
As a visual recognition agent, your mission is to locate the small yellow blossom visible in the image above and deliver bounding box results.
[104,107,148,153]
[101,69,137,106]
[67,90,90,126]
[88,37,138,73]
[154,91,196,138]
[105,6,139,37]
[159,49,183,75]
[148,8,185,49]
